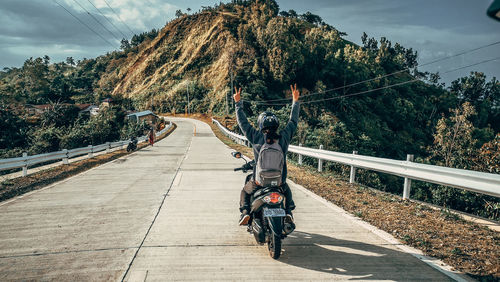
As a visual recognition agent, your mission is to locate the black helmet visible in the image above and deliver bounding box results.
[257,111,279,132]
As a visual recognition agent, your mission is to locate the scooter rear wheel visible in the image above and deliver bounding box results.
[268,233,281,259]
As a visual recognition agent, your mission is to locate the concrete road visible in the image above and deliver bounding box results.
[0,118,462,281]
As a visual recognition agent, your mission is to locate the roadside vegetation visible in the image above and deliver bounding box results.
[0,30,160,160]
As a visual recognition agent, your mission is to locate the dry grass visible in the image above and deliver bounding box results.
[203,115,500,281]
[108,13,236,105]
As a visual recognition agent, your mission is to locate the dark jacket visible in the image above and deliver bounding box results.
[235,100,300,183]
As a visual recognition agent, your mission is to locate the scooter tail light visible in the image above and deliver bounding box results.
[269,192,283,204]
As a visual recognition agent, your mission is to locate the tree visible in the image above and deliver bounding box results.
[475,133,500,173]
[43,55,50,65]
[28,125,63,154]
[450,72,500,131]
[300,12,323,25]
[288,9,298,18]
[66,57,75,66]
[279,11,290,17]
[0,109,27,150]
[120,38,131,50]
[22,57,50,103]
[429,102,477,169]
[40,103,80,128]
[175,9,184,18]
[361,32,368,46]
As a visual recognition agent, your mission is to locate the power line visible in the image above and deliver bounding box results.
[72,0,121,42]
[421,40,500,68]
[244,55,500,107]
[248,79,420,106]
[53,0,117,49]
[302,79,420,104]
[442,56,500,74]
[259,40,500,103]
[102,0,136,37]
[86,0,129,40]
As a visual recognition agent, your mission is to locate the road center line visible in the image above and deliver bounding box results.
[120,127,193,282]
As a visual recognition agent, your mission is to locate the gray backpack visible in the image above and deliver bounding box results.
[255,142,284,187]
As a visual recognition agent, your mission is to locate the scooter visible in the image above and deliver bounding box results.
[232,151,294,259]
[126,137,138,152]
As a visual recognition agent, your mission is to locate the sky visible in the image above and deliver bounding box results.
[0,0,499,85]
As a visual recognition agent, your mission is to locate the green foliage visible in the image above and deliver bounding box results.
[300,12,323,25]
[130,29,159,47]
[120,120,149,140]
[476,133,500,173]
[429,102,477,168]
[450,72,500,132]
[0,109,27,150]
[39,104,80,128]
[0,53,113,106]
[410,101,500,220]
[28,125,64,154]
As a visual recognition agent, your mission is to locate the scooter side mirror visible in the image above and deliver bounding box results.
[231,151,242,159]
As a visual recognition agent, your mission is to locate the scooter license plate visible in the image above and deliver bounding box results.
[263,208,286,217]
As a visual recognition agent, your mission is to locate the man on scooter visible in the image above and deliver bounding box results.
[234,84,300,226]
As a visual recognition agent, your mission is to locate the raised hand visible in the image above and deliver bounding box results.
[233,87,242,102]
[290,84,300,102]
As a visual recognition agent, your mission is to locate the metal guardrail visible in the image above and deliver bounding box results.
[212,118,500,199]
[0,120,173,177]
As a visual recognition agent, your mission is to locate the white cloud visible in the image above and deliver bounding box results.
[88,0,178,33]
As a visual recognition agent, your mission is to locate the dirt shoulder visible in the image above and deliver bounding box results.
[198,114,499,281]
[0,123,177,203]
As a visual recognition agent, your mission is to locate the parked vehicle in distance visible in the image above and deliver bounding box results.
[127,136,138,152]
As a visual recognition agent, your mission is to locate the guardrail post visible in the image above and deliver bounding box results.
[88,145,93,159]
[22,152,28,177]
[318,145,323,172]
[106,142,111,154]
[403,154,414,200]
[63,149,69,165]
[349,151,358,184]
[298,143,303,165]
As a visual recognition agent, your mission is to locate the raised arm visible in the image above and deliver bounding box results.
[234,87,260,144]
[281,84,300,141]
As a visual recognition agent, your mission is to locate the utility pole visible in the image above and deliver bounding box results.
[187,82,190,115]
[227,50,234,116]
[225,82,229,116]
[230,66,234,112]
[225,93,229,116]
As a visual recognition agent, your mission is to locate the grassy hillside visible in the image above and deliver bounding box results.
[101,1,355,113]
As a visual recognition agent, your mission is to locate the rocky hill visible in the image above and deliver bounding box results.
[99,0,357,113]
[105,12,237,111]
